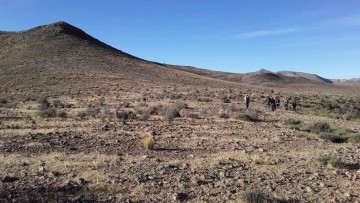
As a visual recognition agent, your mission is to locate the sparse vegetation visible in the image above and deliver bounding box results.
[221,95,231,103]
[38,107,57,118]
[144,135,154,150]
[283,118,302,126]
[242,187,269,203]
[165,102,186,123]
[301,121,331,134]
[241,187,299,203]
[317,154,344,168]
[116,110,136,124]
[233,110,260,122]
[1,20,360,203]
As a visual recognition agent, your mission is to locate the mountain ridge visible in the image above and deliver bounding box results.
[0,21,356,98]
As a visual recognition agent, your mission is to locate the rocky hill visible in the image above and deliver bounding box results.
[0,21,354,98]
[0,21,238,98]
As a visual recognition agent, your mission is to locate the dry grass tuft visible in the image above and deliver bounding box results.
[144,135,154,150]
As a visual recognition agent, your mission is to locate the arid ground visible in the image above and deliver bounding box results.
[1,22,359,203]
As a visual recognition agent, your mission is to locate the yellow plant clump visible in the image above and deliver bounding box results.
[144,135,154,150]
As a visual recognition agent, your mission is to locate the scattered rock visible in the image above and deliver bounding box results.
[1,176,19,183]
[171,192,187,201]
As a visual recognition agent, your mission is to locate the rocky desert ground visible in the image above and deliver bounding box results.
[1,85,359,203]
[1,22,360,203]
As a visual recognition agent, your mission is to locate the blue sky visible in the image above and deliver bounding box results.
[1,0,360,79]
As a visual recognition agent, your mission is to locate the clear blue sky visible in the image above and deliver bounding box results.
[1,0,360,79]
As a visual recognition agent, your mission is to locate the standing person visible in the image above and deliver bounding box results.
[270,97,276,111]
[284,97,289,110]
[264,95,270,109]
[292,97,297,111]
[275,96,280,109]
[244,94,250,110]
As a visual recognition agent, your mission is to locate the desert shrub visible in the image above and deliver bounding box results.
[24,95,38,102]
[197,97,212,102]
[57,111,68,118]
[302,121,331,134]
[77,112,87,119]
[173,101,187,111]
[242,187,299,203]
[242,188,269,203]
[0,98,8,104]
[343,109,360,120]
[147,105,162,115]
[65,103,73,108]
[102,106,113,119]
[52,99,63,108]
[144,135,154,150]
[348,134,360,143]
[97,97,106,106]
[115,110,136,124]
[319,132,349,143]
[219,113,230,119]
[169,93,181,100]
[85,107,101,118]
[0,98,18,108]
[38,97,51,110]
[122,102,131,108]
[283,118,302,130]
[164,102,186,123]
[227,104,242,114]
[283,118,302,126]
[141,111,150,121]
[187,113,201,119]
[233,110,260,122]
[221,95,231,103]
[317,154,343,168]
[165,108,180,124]
[38,107,57,118]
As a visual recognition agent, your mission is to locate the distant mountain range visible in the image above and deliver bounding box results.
[0,21,358,97]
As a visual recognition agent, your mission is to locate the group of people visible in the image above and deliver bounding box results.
[244,94,297,111]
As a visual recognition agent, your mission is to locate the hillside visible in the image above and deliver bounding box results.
[277,71,333,83]
[0,21,238,98]
[0,21,355,98]
[171,66,335,88]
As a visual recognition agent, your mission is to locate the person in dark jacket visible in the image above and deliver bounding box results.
[292,97,297,111]
[244,94,250,109]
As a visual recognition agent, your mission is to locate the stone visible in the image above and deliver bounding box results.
[306,186,313,193]
[219,171,226,179]
[171,192,187,201]
[38,167,46,175]
[1,176,19,183]
[51,171,61,177]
